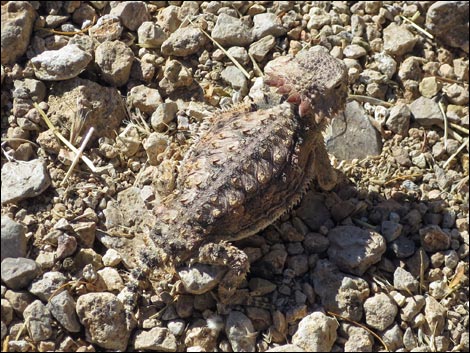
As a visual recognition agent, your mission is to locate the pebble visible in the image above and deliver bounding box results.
[444,83,469,105]
[1,1,36,65]
[211,13,254,47]
[363,293,398,330]
[29,271,67,301]
[409,96,443,127]
[426,1,469,53]
[178,264,226,295]
[383,23,418,56]
[312,260,369,321]
[251,247,287,278]
[23,300,53,342]
[161,26,207,57]
[400,295,425,322]
[343,44,367,59]
[109,1,149,31]
[96,267,124,292]
[102,248,122,267]
[393,267,419,294]
[128,85,163,114]
[343,326,373,351]
[225,311,256,352]
[4,290,34,315]
[292,311,338,352]
[327,225,386,276]
[266,344,305,352]
[1,257,39,290]
[424,296,446,335]
[31,44,92,81]
[249,35,276,62]
[386,103,411,136]
[1,159,51,204]
[373,52,397,79]
[382,324,404,351]
[95,40,134,87]
[390,235,416,258]
[137,21,167,48]
[326,101,382,160]
[248,277,277,296]
[1,215,27,261]
[226,46,250,65]
[420,225,451,252]
[303,232,329,253]
[76,292,134,351]
[56,233,77,259]
[143,132,169,166]
[221,65,248,95]
[381,220,403,242]
[88,15,123,42]
[419,77,442,98]
[252,12,287,39]
[295,192,330,231]
[133,327,177,351]
[1,298,13,325]
[47,290,81,332]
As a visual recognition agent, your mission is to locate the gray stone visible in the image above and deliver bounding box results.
[1,298,13,324]
[137,21,167,48]
[226,46,250,65]
[31,44,92,80]
[424,296,446,335]
[292,311,338,352]
[4,290,34,315]
[248,277,277,296]
[343,44,367,59]
[249,35,276,62]
[409,96,443,127]
[390,235,416,258]
[109,1,149,31]
[327,226,386,276]
[363,293,398,330]
[95,40,134,87]
[393,267,419,293]
[161,26,207,56]
[211,13,254,47]
[128,85,162,114]
[266,344,305,352]
[1,215,27,261]
[221,65,248,94]
[29,271,67,301]
[134,327,177,351]
[383,23,418,56]
[23,300,53,342]
[252,13,287,39]
[1,159,51,204]
[373,52,397,79]
[426,1,469,53]
[386,103,411,136]
[88,14,123,42]
[420,225,451,252]
[226,311,256,352]
[312,260,369,321]
[1,257,39,290]
[150,102,178,132]
[303,232,329,253]
[381,220,403,242]
[1,1,36,64]
[76,292,134,351]
[382,324,404,351]
[326,101,382,160]
[47,290,81,332]
[419,77,442,98]
[296,192,330,231]
[178,264,226,295]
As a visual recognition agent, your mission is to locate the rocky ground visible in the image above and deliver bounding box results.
[1,1,469,352]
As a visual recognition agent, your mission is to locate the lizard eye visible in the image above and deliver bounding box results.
[333,82,342,90]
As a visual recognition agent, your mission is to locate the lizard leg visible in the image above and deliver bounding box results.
[312,135,337,191]
[196,242,249,304]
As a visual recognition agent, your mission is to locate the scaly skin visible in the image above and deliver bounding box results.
[146,47,348,303]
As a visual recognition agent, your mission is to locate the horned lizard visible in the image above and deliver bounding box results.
[139,46,349,303]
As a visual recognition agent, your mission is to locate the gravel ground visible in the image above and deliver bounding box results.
[1,1,468,352]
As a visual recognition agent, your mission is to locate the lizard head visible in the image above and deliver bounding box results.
[265,46,348,126]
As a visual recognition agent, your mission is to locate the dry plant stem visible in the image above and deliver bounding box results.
[348,95,393,107]
[61,127,94,186]
[449,122,469,135]
[443,138,469,169]
[187,18,251,80]
[438,100,448,149]
[33,102,97,173]
[400,15,434,39]
[327,311,390,352]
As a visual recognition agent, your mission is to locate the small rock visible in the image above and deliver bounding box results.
[386,103,410,136]
[296,192,330,231]
[29,271,67,301]
[409,96,443,127]
[226,311,256,352]
[248,277,277,296]
[249,35,276,62]
[303,232,329,254]
[426,1,469,53]
[266,344,305,352]
[373,52,397,79]
[307,7,331,30]
[150,102,178,132]
[226,46,250,65]
[88,14,123,42]
[76,292,134,351]
[420,225,451,252]
[221,66,248,94]
[292,311,338,352]
[102,249,122,267]
[134,327,177,351]
[363,293,398,330]
[344,326,373,352]
[286,254,309,277]
[109,1,150,31]
[143,132,169,166]
[161,26,207,57]
[251,248,287,278]
[331,200,356,222]
[424,296,446,335]
[419,77,442,98]
[128,85,162,114]
[159,59,193,94]
[393,267,419,293]
[4,290,34,316]
[383,23,418,56]
[95,41,134,87]
[96,267,124,292]
[443,83,469,105]
[23,300,53,342]
[31,44,92,80]
[382,324,404,351]
[211,13,254,47]
[1,215,27,261]
[178,264,226,295]
[390,235,416,258]
[252,13,287,39]
[56,234,77,259]
[343,44,367,59]
[327,225,386,276]
[1,257,39,290]
[1,1,36,64]
[326,101,382,160]
[137,21,167,48]
[381,220,403,242]
[47,290,81,332]
[1,159,51,204]
[400,295,425,322]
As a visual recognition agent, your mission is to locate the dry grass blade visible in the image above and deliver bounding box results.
[449,122,469,135]
[443,138,468,169]
[33,102,97,173]
[1,137,39,147]
[400,15,434,39]
[40,16,96,36]
[187,18,251,80]
[61,127,94,186]
[248,51,264,77]
[438,100,448,149]
[419,248,425,295]
[2,335,9,352]
[327,311,390,351]
[383,173,423,186]
[348,95,393,107]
